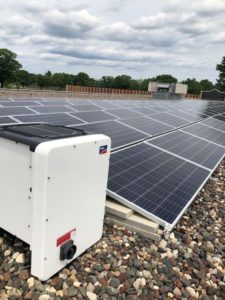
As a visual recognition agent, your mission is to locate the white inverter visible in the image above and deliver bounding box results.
[0,123,111,280]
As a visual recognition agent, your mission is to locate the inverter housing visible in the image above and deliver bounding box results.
[0,124,111,280]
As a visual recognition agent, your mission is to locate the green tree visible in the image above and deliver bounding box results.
[52,73,73,89]
[73,72,93,86]
[99,76,115,88]
[15,70,33,88]
[113,75,132,89]
[199,79,214,91]
[36,74,52,89]
[0,48,22,87]
[139,78,151,91]
[181,78,201,94]
[216,56,225,91]
[154,74,178,83]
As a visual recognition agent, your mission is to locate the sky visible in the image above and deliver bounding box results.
[0,0,225,82]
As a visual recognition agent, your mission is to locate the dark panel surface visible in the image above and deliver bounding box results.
[71,111,117,123]
[107,108,143,119]
[0,107,35,116]
[74,120,149,149]
[148,131,225,169]
[182,123,225,147]
[202,117,225,132]
[150,112,190,127]
[71,104,101,112]
[121,116,174,135]
[108,143,209,226]
[31,105,75,114]
[0,117,17,124]
[16,113,84,126]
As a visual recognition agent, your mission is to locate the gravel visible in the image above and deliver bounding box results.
[0,160,224,299]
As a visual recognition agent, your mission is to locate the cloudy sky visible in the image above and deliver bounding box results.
[1,0,224,81]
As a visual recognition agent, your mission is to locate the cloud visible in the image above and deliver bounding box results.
[0,0,224,81]
[43,9,99,38]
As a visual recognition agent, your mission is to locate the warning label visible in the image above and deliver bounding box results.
[56,228,76,247]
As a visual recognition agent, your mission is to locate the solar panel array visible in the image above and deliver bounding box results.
[0,97,225,231]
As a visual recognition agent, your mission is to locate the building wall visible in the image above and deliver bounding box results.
[175,83,188,95]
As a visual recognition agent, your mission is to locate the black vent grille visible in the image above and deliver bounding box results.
[4,124,85,138]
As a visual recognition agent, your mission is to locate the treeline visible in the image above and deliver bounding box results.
[8,70,216,95]
[1,48,224,94]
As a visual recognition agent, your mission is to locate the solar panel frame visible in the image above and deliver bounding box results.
[15,113,85,126]
[119,116,174,136]
[107,142,213,231]
[181,123,225,147]
[147,130,225,170]
[73,120,150,150]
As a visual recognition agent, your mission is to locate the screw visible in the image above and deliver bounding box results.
[48,177,50,180]
[44,257,47,261]
[46,219,48,222]
[27,225,30,228]
[73,145,76,149]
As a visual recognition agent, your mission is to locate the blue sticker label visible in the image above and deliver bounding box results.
[99,145,108,155]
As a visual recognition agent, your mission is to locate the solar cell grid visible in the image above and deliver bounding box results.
[150,112,190,127]
[0,117,17,125]
[214,114,225,123]
[0,107,35,116]
[120,116,174,135]
[31,105,75,114]
[106,108,143,119]
[107,143,210,227]
[182,123,225,147]
[74,120,149,149]
[16,113,84,126]
[148,131,225,169]
[71,104,101,112]
[202,117,225,132]
[70,110,117,123]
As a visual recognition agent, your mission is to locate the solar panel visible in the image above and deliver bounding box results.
[74,120,149,149]
[182,123,225,147]
[71,104,101,112]
[1,101,41,107]
[107,143,209,229]
[70,111,117,123]
[106,108,143,119]
[170,111,203,122]
[150,112,191,127]
[92,102,121,110]
[0,117,17,125]
[131,107,158,116]
[0,107,35,116]
[31,105,75,114]
[214,114,225,123]
[202,117,225,132]
[15,113,84,126]
[148,130,225,169]
[120,116,174,135]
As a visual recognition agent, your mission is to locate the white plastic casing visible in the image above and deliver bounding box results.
[0,134,111,280]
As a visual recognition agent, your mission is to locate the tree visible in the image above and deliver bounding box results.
[113,75,132,89]
[52,73,73,89]
[139,78,151,91]
[0,48,22,88]
[216,56,225,91]
[73,72,94,86]
[15,70,33,88]
[154,74,178,83]
[199,79,214,91]
[99,76,115,88]
[181,78,201,94]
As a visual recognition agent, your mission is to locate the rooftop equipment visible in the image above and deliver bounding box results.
[0,123,111,280]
